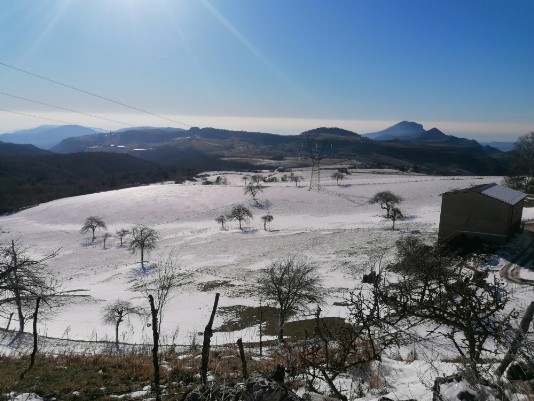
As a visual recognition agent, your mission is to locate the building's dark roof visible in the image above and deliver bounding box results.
[442,183,527,205]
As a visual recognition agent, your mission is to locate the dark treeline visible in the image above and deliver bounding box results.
[0,151,252,215]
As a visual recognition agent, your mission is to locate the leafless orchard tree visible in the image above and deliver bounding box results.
[132,252,192,334]
[258,254,322,343]
[80,216,107,242]
[0,240,59,333]
[261,214,274,231]
[289,172,304,187]
[250,174,264,184]
[102,232,112,249]
[102,299,140,350]
[331,171,345,185]
[227,204,253,230]
[244,182,264,203]
[215,215,227,230]
[129,224,159,270]
[369,191,403,218]
[388,207,404,230]
[115,228,130,247]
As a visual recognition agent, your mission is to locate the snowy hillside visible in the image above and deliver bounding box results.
[3,169,534,400]
[3,169,529,347]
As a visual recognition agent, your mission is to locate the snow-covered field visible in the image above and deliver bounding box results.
[2,169,534,400]
[2,170,533,345]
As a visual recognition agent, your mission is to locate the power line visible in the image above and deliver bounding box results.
[0,91,137,128]
[0,61,193,128]
[0,107,82,126]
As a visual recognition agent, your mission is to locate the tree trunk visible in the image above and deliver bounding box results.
[496,301,534,377]
[10,241,25,333]
[200,293,220,384]
[259,301,263,357]
[239,220,243,230]
[141,248,145,270]
[148,295,161,401]
[278,312,285,344]
[237,338,248,380]
[6,312,13,330]
[92,228,96,242]
[20,297,40,379]
[115,321,120,350]
[14,288,25,333]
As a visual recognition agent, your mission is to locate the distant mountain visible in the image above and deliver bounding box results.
[364,121,500,152]
[480,141,515,152]
[0,141,51,156]
[0,125,100,149]
[301,127,361,138]
[49,125,508,176]
[407,127,487,149]
[51,127,188,153]
[364,121,425,140]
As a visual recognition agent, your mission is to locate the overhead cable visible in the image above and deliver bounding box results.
[0,61,193,128]
[0,107,81,126]
[0,91,137,128]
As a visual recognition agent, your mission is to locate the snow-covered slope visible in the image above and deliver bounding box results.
[0,171,530,347]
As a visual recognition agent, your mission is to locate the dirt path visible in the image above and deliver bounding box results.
[499,227,534,286]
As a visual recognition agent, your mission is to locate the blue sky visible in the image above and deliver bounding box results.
[1,0,533,140]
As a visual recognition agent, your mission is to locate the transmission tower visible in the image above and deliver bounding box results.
[309,158,321,190]
[305,136,326,191]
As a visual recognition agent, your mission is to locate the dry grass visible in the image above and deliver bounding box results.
[0,343,292,401]
[0,351,196,401]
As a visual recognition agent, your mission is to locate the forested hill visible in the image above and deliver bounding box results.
[0,152,190,214]
[50,126,508,176]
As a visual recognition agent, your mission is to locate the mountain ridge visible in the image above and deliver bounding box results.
[48,124,507,176]
[0,125,100,149]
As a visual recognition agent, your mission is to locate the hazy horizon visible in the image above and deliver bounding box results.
[1,114,529,143]
[1,0,533,142]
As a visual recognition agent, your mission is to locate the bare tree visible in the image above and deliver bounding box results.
[200,293,220,384]
[0,240,58,333]
[383,242,513,375]
[302,304,401,401]
[20,297,41,379]
[258,254,322,343]
[129,224,159,270]
[102,232,112,249]
[261,214,274,231]
[215,215,227,230]
[102,299,140,350]
[289,172,304,187]
[331,171,345,185]
[505,131,534,193]
[116,228,130,247]
[250,174,263,184]
[80,216,106,242]
[369,191,403,218]
[244,182,264,203]
[133,253,191,334]
[148,294,161,401]
[389,207,404,230]
[227,204,253,230]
